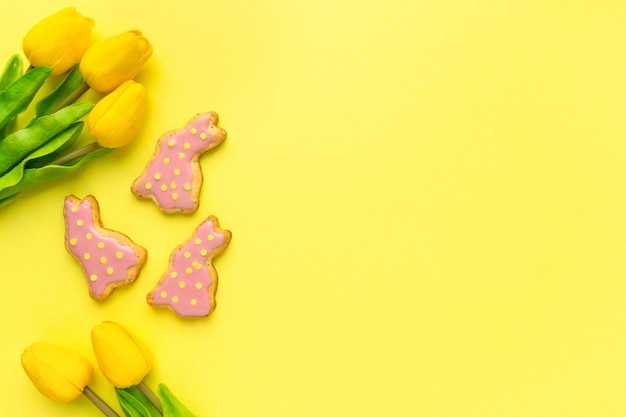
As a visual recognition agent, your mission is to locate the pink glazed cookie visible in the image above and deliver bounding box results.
[64,195,147,301]
[131,112,226,214]
[147,215,231,318]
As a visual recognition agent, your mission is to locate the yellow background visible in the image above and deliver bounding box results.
[2,0,626,415]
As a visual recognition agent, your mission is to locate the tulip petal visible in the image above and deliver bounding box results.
[80,30,153,93]
[23,7,94,75]
[87,80,147,148]
[21,342,93,402]
[91,321,152,388]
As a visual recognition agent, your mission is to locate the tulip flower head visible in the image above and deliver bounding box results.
[91,321,152,388]
[87,80,148,148]
[21,342,94,402]
[23,7,95,75]
[80,30,153,93]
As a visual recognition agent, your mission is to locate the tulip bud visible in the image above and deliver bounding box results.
[91,321,152,388]
[23,7,95,75]
[21,342,94,402]
[80,30,153,93]
[87,80,148,148]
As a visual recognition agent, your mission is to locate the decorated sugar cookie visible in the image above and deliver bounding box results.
[131,112,226,214]
[147,215,231,318]
[64,195,147,301]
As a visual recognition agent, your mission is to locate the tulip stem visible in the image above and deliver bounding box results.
[53,81,90,113]
[83,386,121,417]
[48,141,102,166]
[137,381,164,415]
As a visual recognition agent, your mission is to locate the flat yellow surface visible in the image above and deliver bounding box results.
[2,1,626,415]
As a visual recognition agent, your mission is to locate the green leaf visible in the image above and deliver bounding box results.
[0,55,23,92]
[34,64,87,120]
[26,124,84,169]
[116,387,162,417]
[159,384,197,417]
[0,55,24,139]
[0,65,50,133]
[0,145,111,202]
[0,101,93,176]
[0,55,23,91]
[0,193,18,209]
[0,122,83,193]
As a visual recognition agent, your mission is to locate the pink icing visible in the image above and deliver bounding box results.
[64,196,144,298]
[148,217,230,317]
[131,112,226,213]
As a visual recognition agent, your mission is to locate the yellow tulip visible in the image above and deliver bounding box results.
[23,7,94,75]
[91,321,152,388]
[87,80,148,148]
[21,342,94,402]
[80,30,153,93]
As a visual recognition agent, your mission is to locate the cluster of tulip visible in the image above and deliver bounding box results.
[22,321,196,417]
[0,7,151,207]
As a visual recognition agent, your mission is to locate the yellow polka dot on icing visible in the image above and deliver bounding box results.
[160,291,167,298]
[171,272,178,278]
[90,274,97,282]
[184,183,191,191]
[70,238,77,246]
[207,234,214,241]
[168,139,175,147]
[191,299,198,305]
[170,182,177,189]
[86,232,93,240]
[183,143,191,150]
[163,157,170,164]
[193,261,202,270]
[179,281,186,289]
[200,249,208,256]
[186,267,193,274]
[196,282,203,289]
[195,238,202,245]
[76,219,84,226]
[154,173,162,180]
[178,152,185,159]
[172,193,179,201]
[174,168,181,176]
[161,184,168,191]
[83,253,91,260]
[116,252,123,259]
[200,132,207,140]
[100,257,107,264]
[145,183,153,190]
[106,267,114,275]
[71,206,78,213]
[98,242,105,249]
[172,296,179,303]
[190,128,197,134]
[184,251,191,259]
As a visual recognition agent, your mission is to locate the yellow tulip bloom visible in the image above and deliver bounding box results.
[21,342,94,402]
[23,7,94,75]
[91,321,152,388]
[88,80,148,148]
[80,30,153,93]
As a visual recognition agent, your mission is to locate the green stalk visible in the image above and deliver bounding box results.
[52,80,90,113]
[137,381,164,415]
[83,386,121,417]
[47,141,101,166]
